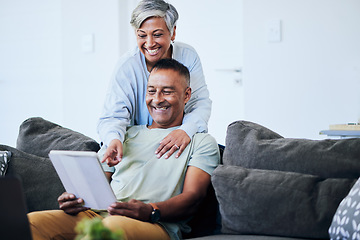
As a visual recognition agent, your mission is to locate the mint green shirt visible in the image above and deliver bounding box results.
[99,125,220,239]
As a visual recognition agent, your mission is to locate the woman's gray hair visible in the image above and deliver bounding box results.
[130,0,179,35]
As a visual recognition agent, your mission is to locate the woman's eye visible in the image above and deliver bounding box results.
[138,34,146,38]
[154,34,163,38]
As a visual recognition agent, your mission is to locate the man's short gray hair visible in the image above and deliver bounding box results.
[130,0,179,35]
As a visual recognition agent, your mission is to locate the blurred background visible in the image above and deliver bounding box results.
[1,0,359,146]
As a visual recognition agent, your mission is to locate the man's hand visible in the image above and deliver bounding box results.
[58,192,89,215]
[107,199,153,222]
[102,139,123,167]
[155,129,191,159]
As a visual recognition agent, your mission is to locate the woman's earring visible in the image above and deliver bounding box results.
[171,40,175,44]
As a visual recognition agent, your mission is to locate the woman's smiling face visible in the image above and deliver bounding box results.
[136,17,176,71]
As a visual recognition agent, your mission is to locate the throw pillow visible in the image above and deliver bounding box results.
[224,121,360,179]
[16,117,100,158]
[0,144,65,212]
[329,177,360,239]
[212,165,356,239]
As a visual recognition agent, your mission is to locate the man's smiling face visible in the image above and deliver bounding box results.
[146,68,191,129]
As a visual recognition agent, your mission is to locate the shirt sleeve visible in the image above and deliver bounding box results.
[188,133,220,176]
[177,45,212,138]
[97,59,136,147]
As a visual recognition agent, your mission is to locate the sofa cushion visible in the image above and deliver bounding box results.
[329,177,360,239]
[212,165,356,239]
[224,121,360,178]
[16,117,100,158]
[213,120,360,238]
[0,144,64,212]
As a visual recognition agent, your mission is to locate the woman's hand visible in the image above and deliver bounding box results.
[101,139,123,167]
[155,129,191,159]
[58,192,89,215]
[107,199,153,222]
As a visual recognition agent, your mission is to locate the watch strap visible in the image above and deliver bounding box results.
[149,202,159,211]
[149,202,161,223]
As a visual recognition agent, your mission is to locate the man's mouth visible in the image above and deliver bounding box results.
[153,106,169,111]
[155,106,168,110]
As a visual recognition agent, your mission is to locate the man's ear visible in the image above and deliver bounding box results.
[184,87,192,104]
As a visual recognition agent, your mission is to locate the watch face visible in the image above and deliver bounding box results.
[150,209,161,223]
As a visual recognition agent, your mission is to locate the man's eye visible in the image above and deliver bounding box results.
[163,91,173,95]
[147,90,156,95]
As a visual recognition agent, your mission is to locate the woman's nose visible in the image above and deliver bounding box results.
[145,36,155,47]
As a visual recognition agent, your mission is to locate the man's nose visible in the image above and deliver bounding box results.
[153,92,164,104]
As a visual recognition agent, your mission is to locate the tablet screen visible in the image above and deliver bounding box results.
[49,150,116,210]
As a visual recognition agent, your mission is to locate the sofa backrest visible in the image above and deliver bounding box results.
[212,120,360,239]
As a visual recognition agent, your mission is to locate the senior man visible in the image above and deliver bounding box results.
[28,59,219,240]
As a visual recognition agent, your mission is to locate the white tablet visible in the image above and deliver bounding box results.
[49,150,116,210]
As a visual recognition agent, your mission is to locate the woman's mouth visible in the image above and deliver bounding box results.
[146,48,160,56]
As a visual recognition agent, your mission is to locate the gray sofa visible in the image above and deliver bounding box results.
[2,117,360,240]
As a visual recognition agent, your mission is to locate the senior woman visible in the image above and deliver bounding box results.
[98,0,211,165]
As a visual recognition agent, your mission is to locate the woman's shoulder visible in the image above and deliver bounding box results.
[173,41,200,66]
[114,46,144,71]
[173,41,198,55]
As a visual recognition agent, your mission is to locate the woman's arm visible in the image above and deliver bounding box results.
[97,50,146,151]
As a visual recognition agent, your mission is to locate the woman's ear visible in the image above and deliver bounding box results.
[171,26,177,41]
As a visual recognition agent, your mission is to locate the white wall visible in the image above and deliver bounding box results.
[0,0,126,146]
[1,0,360,147]
[61,0,123,143]
[169,0,244,145]
[243,0,360,139]
[0,0,63,146]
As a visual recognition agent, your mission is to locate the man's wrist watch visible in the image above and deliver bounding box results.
[149,203,161,223]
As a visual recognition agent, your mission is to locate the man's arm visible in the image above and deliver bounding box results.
[107,166,210,222]
[156,166,210,221]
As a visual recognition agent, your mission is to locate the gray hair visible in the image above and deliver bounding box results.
[130,0,179,35]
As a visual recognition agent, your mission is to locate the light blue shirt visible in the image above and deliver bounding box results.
[97,42,212,147]
[98,125,220,239]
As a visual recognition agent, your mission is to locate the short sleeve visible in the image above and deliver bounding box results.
[188,133,220,176]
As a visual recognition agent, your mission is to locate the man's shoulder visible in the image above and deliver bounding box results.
[193,132,217,143]
[192,133,219,151]
[125,125,147,139]
[188,133,220,175]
